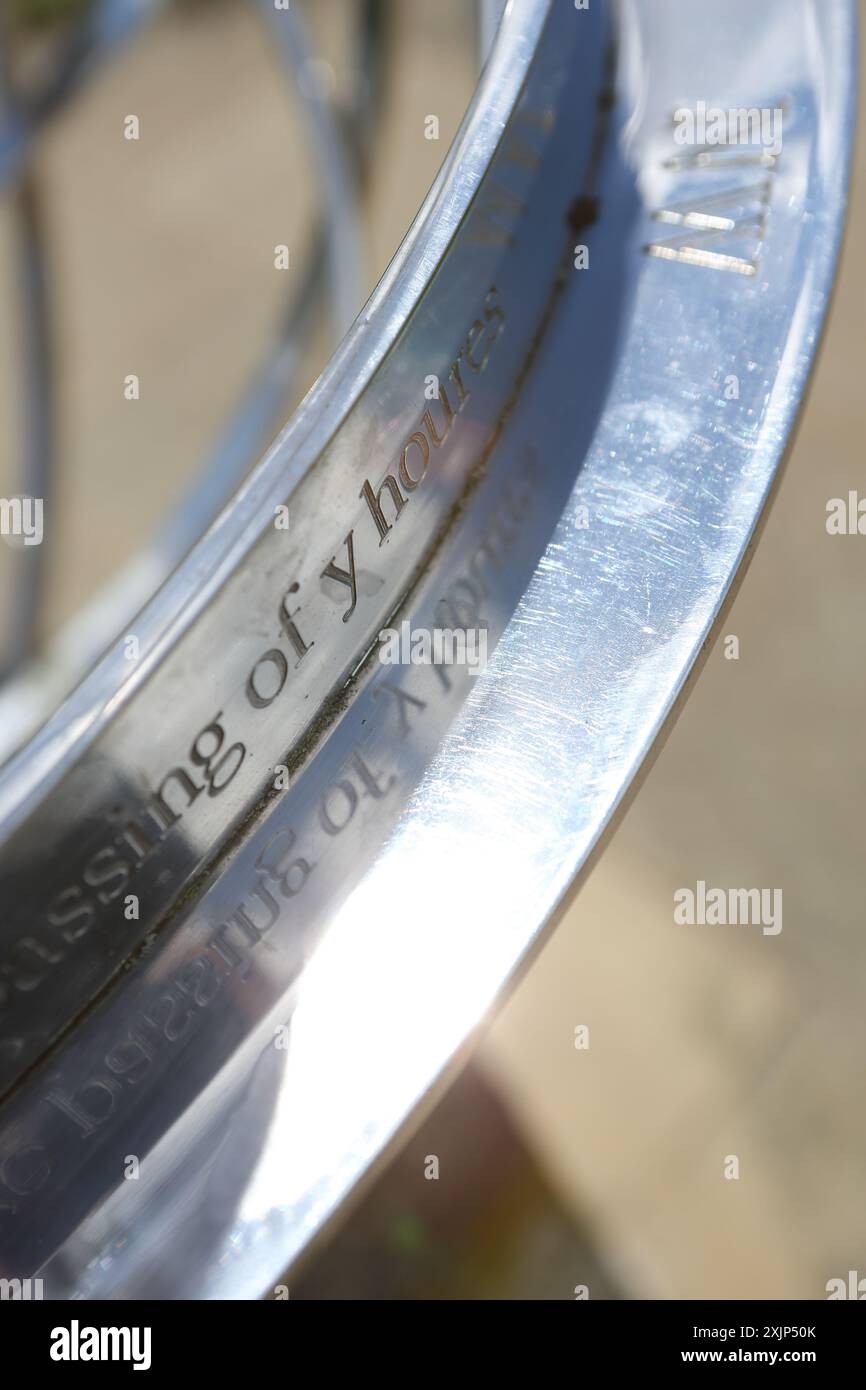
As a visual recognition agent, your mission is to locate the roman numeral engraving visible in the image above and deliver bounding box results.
[646,131,782,277]
[647,177,773,276]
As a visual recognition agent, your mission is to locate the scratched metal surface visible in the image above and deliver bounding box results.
[0,0,856,1296]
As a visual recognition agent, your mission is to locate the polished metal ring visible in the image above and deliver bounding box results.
[0,0,856,1299]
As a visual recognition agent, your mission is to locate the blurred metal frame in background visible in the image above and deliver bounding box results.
[0,0,379,717]
[0,0,856,1297]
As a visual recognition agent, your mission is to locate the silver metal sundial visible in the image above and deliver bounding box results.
[0,0,856,1298]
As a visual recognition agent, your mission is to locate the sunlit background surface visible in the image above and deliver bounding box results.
[1,0,864,1298]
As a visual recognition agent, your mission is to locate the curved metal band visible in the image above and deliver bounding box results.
[0,0,583,1087]
[0,0,856,1298]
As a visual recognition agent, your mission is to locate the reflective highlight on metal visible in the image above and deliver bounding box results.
[0,0,856,1297]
